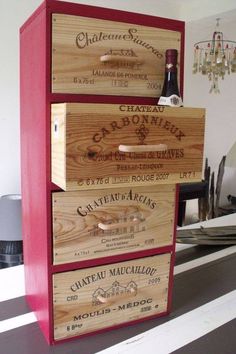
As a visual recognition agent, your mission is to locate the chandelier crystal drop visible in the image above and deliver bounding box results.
[193,18,236,93]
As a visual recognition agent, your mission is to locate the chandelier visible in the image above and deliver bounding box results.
[193,18,236,93]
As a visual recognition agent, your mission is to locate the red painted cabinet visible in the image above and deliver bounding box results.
[20,0,189,344]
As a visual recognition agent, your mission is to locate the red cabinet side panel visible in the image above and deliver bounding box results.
[20,7,52,343]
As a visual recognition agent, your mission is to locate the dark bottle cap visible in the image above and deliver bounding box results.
[165,49,178,66]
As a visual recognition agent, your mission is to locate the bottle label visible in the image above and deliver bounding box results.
[165,63,175,71]
[158,94,183,107]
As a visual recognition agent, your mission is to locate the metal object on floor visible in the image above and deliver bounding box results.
[0,194,23,268]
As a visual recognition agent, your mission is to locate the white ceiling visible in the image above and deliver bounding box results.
[170,0,236,21]
[56,0,236,23]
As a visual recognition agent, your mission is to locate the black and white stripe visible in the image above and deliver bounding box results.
[0,243,236,354]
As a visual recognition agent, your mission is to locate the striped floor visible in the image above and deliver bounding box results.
[0,243,236,353]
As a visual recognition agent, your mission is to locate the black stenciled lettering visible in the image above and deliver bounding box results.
[175,130,186,141]
[133,193,139,202]
[70,271,106,292]
[126,106,135,112]
[138,194,144,203]
[110,121,122,131]
[93,133,101,143]
[87,204,94,212]
[75,32,87,48]
[132,115,140,125]
[150,116,159,125]
[77,206,87,217]
[121,116,130,127]
[127,189,133,201]
[75,28,162,59]
[142,115,149,124]
[163,120,171,130]
[170,124,178,135]
[150,201,157,209]
[93,199,100,207]
[127,28,137,40]
[119,105,126,112]
[110,193,116,202]
[101,127,110,139]
[104,195,109,204]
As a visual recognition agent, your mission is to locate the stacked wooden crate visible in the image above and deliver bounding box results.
[20,0,205,344]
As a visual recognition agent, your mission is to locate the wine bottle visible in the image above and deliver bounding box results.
[158,49,183,107]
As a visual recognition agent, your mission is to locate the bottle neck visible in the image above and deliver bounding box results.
[161,70,180,97]
[158,49,182,107]
[165,62,177,73]
[158,66,182,106]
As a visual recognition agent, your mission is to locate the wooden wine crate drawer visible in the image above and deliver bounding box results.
[52,13,181,97]
[52,185,176,265]
[51,103,205,191]
[53,252,171,341]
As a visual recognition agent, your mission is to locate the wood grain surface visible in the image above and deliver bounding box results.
[53,253,171,340]
[52,14,181,96]
[52,185,175,264]
[51,104,205,191]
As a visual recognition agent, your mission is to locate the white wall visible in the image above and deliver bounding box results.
[184,10,236,205]
[0,0,44,197]
[179,0,236,21]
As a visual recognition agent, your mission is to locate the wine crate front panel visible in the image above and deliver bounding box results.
[51,103,205,191]
[52,13,181,97]
[52,185,175,265]
[53,253,171,340]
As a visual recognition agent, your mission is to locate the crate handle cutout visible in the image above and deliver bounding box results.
[53,120,59,138]
[100,54,143,65]
[119,144,168,153]
[96,286,136,304]
[98,217,143,231]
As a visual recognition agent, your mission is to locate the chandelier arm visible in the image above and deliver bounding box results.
[193,19,236,93]
[194,40,236,48]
